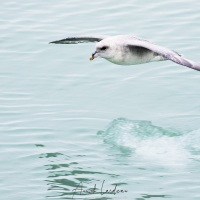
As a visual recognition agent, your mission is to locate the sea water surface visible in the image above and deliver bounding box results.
[1,0,200,199]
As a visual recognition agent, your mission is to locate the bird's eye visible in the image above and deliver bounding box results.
[100,46,108,51]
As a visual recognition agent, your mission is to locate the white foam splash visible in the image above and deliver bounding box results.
[98,118,200,167]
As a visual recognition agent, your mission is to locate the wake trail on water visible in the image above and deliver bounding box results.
[98,118,200,167]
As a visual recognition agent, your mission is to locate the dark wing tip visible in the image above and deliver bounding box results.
[49,41,57,44]
[49,38,73,44]
[49,36,105,44]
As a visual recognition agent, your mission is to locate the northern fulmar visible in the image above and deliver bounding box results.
[50,35,200,71]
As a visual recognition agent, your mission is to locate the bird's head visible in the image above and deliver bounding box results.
[90,41,113,61]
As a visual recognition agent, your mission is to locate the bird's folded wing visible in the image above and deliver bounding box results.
[126,39,200,71]
[50,36,108,44]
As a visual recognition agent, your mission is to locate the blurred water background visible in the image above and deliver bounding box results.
[1,0,200,199]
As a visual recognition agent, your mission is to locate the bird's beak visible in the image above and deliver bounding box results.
[90,51,97,61]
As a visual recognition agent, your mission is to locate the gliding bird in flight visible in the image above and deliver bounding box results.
[50,35,200,71]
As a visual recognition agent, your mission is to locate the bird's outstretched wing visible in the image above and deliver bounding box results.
[125,38,200,71]
[50,36,108,44]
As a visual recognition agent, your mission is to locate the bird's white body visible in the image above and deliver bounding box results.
[105,45,165,65]
[95,36,165,65]
[105,49,161,65]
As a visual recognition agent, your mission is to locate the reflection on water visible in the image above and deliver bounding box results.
[136,194,171,199]
[41,151,122,199]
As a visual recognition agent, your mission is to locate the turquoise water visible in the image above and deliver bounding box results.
[1,0,200,199]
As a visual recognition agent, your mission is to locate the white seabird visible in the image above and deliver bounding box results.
[50,35,200,71]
